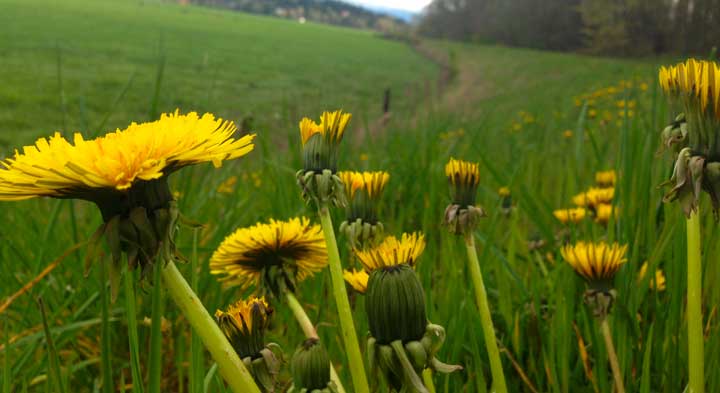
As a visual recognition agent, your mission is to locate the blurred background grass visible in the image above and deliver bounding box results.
[1,0,719,392]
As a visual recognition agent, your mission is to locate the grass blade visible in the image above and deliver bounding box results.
[124,268,145,393]
[147,261,164,393]
[38,298,67,393]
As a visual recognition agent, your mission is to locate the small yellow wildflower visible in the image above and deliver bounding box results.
[354,232,425,271]
[553,208,587,224]
[595,170,616,187]
[572,187,615,208]
[638,262,666,292]
[563,130,573,138]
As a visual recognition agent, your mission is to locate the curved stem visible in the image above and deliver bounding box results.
[422,369,436,393]
[284,291,347,393]
[686,211,705,393]
[600,318,625,393]
[161,261,260,393]
[464,233,508,393]
[317,204,370,393]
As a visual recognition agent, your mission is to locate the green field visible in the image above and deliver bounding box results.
[2,0,719,392]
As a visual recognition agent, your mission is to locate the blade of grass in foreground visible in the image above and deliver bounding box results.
[124,268,145,393]
[99,259,114,393]
[38,298,67,393]
[148,261,164,393]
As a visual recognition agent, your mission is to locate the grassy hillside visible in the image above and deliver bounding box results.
[2,0,719,392]
[0,0,434,145]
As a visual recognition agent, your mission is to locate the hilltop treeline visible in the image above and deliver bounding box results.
[418,0,720,56]
[186,0,405,31]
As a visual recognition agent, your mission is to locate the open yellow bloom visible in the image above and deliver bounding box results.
[638,262,666,292]
[210,217,327,293]
[299,110,351,145]
[354,232,425,271]
[595,170,616,187]
[553,208,587,224]
[0,111,254,200]
[338,171,390,199]
[561,241,628,282]
[572,187,615,208]
[659,59,720,119]
[594,204,618,224]
[343,269,369,294]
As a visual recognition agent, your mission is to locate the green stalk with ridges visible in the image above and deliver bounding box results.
[317,204,370,393]
[687,211,704,393]
[464,233,507,393]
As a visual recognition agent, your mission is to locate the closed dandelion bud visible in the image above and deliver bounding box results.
[659,59,720,217]
[216,297,283,392]
[366,264,427,343]
[338,171,389,248]
[296,110,351,207]
[443,158,486,234]
[561,242,628,319]
[359,233,461,392]
[290,338,337,393]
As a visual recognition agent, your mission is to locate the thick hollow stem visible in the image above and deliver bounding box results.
[317,205,370,393]
[161,261,261,393]
[284,291,347,393]
[422,369,436,393]
[464,233,508,393]
[600,318,626,393]
[686,211,705,393]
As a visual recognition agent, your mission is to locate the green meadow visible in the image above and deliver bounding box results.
[2,0,719,392]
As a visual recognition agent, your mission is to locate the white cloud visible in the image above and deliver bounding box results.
[348,0,432,12]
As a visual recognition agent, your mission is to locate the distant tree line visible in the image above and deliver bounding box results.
[185,0,406,32]
[418,0,720,56]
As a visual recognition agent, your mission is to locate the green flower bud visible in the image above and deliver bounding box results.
[291,338,333,391]
[366,264,427,344]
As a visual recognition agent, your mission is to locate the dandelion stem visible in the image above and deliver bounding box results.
[284,290,347,393]
[600,318,625,393]
[686,211,705,393]
[161,260,260,393]
[317,204,370,393]
[422,369,436,393]
[464,233,508,393]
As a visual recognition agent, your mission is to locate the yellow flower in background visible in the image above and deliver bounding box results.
[215,296,273,358]
[553,208,587,224]
[572,187,615,208]
[594,204,618,224]
[445,157,480,188]
[360,153,369,161]
[659,59,720,119]
[299,110,351,145]
[640,82,649,91]
[0,111,255,200]
[217,176,238,194]
[498,187,510,197]
[563,130,573,138]
[338,171,390,200]
[355,232,425,272]
[210,217,327,292]
[561,241,628,282]
[343,269,369,294]
[588,109,597,119]
[638,262,667,292]
[595,170,616,187]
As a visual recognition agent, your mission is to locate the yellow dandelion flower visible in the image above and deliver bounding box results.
[638,262,666,292]
[563,130,573,138]
[210,217,327,292]
[640,82,649,91]
[343,269,369,294]
[561,241,628,282]
[588,109,598,119]
[595,170,616,187]
[215,296,272,357]
[217,176,238,194]
[355,232,425,272]
[299,110,351,146]
[445,157,480,204]
[659,59,720,119]
[498,187,510,197]
[338,171,390,199]
[0,111,255,200]
[553,208,587,224]
[360,153,369,161]
[572,187,615,208]
[594,204,618,224]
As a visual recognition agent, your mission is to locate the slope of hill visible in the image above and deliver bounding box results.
[0,0,435,144]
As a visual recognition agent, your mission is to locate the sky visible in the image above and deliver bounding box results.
[348,0,432,12]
